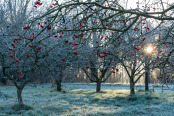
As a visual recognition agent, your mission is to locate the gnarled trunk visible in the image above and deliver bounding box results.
[14,81,27,106]
[56,78,61,92]
[56,70,62,92]
[17,89,23,105]
[96,81,101,92]
[130,77,135,95]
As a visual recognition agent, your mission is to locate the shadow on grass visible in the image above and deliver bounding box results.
[11,104,33,111]
[0,104,33,115]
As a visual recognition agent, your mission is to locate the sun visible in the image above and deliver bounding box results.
[146,46,153,54]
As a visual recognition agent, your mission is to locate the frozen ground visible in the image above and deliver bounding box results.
[0,83,174,116]
[63,83,174,92]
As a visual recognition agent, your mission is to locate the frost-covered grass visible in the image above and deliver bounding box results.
[0,83,174,116]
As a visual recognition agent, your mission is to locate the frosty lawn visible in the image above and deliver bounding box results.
[0,83,174,116]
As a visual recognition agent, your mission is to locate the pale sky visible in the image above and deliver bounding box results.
[125,0,174,10]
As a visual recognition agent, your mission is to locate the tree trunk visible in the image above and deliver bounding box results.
[130,77,135,95]
[17,89,23,106]
[56,71,62,92]
[96,81,101,92]
[145,56,149,91]
[3,67,6,76]
[145,71,149,91]
[56,78,61,92]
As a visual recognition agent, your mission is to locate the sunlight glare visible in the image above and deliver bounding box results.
[146,46,153,54]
